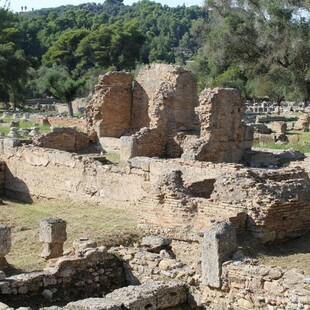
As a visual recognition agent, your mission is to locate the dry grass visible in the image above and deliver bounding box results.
[0,199,140,274]
[238,232,310,275]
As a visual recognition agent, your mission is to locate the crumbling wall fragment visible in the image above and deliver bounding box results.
[86,72,133,139]
[63,280,188,310]
[294,114,310,131]
[182,88,253,163]
[33,127,90,152]
[120,64,199,159]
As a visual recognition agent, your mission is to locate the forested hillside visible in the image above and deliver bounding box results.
[0,0,207,113]
[0,0,309,114]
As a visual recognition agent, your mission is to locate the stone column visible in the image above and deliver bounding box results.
[201,221,237,288]
[0,224,11,269]
[39,218,67,259]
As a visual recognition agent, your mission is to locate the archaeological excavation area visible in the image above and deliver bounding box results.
[0,64,310,309]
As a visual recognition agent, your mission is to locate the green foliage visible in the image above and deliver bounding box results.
[194,0,310,104]
[39,64,85,116]
[3,1,206,102]
[0,8,29,103]
[42,28,90,71]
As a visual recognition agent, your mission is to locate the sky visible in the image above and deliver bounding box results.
[8,0,204,12]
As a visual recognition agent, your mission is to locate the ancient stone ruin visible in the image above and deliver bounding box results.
[0,63,310,309]
[39,217,67,259]
[33,127,90,152]
[86,64,253,163]
[0,220,309,309]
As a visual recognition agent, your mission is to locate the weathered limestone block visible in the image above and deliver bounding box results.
[86,72,133,139]
[202,221,237,288]
[141,236,172,253]
[182,88,253,163]
[0,225,11,269]
[294,114,310,131]
[271,121,287,134]
[39,218,67,259]
[73,237,97,253]
[63,280,188,309]
[33,127,90,152]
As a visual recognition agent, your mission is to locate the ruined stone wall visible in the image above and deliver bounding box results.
[2,143,310,244]
[121,64,199,159]
[0,143,147,205]
[201,260,310,309]
[132,159,248,240]
[182,88,253,163]
[131,64,199,133]
[33,128,90,152]
[86,72,133,138]
[52,281,188,310]
[0,247,126,308]
[120,128,167,160]
[37,117,87,131]
[210,167,310,242]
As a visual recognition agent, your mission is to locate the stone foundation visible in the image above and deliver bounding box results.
[2,142,310,243]
[0,246,126,308]
[200,260,310,310]
[33,127,91,152]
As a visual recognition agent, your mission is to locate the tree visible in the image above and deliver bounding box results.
[40,65,85,116]
[0,8,29,104]
[194,0,310,103]
[42,28,89,72]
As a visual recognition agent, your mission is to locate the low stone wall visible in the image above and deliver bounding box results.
[37,117,87,131]
[0,247,126,308]
[51,280,189,310]
[1,142,146,204]
[2,143,310,244]
[201,260,310,309]
[33,127,91,152]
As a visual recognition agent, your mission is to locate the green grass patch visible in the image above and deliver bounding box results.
[0,113,51,138]
[105,152,121,164]
[253,130,310,153]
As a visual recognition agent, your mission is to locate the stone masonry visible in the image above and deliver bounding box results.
[0,246,126,308]
[2,142,310,243]
[33,127,91,152]
[86,64,252,163]
[118,64,200,160]
[86,72,133,139]
[39,218,67,259]
[0,225,11,269]
[201,221,237,288]
[181,88,253,162]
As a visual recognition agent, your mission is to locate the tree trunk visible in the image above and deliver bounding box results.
[67,101,73,117]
